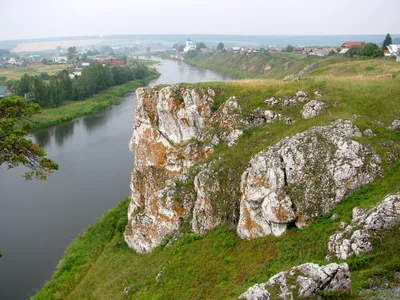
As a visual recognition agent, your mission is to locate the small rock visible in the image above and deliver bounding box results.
[363,129,376,137]
[333,102,340,107]
[296,90,308,98]
[301,100,329,119]
[353,114,359,118]
[374,120,385,126]
[156,266,165,283]
[314,91,323,97]
[388,119,400,130]
[124,287,131,295]
[339,221,348,229]
[330,213,339,220]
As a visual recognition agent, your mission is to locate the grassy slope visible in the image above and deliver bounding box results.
[28,72,159,130]
[34,77,400,299]
[186,52,400,80]
[0,64,66,80]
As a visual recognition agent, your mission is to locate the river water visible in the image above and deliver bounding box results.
[0,58,232,299]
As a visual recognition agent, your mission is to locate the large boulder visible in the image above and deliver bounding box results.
[237,120,381,239]
[327,193,400,260]
[239,263,351,299]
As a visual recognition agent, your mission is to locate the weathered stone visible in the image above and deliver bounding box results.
[155,266,165,283]
[363,128,376,137]
[124,287,131,295]
[327,193,400,260]
[301,100,329,119]
[239,263,351,299]
[388,119,400,130]
[125,86,215,253]
[237,120,381,239]
[191,169,220,234]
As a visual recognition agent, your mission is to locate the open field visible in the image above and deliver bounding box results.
[0,63,66,80]
[34,76,400,299]
[12,39,104,53]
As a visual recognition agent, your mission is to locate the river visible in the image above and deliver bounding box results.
[0,58,233,299]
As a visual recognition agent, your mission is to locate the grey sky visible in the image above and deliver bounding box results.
[1,0,399,40]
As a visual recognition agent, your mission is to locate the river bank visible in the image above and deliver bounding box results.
[29,72,160,130]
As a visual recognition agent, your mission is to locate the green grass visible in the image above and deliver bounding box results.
[28,72,160,130]
[186,52,400,80]
[33,76,400,299]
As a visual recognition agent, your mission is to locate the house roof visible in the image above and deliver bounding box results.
[0,85,9,94]
[341,41,364,47]
[386,44,400,54]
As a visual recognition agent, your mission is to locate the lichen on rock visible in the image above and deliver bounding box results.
[237,120,381,239]
[239,263,351,299]
[327,193,400,260]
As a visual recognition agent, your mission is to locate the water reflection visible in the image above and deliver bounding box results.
[54,122,75,146]
[33,128,53,148]
[83,114,107,133]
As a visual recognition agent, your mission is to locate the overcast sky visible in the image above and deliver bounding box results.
[1,0,399,40]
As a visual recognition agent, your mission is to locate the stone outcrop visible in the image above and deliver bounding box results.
[327,193,400,260]
[301,100,329,119]
[125,86,215,253]
[388,119,400,130]
[237,120,381,239]
[265,90,308,108]
[239,263,351,299]
[191,169,221,234]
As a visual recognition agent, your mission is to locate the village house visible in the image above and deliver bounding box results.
[269,47,284,53]
[304,47,337,57]
[339,41,364,55]
[0,85,12,98]
[183,38,196,53]
[384,44,400,57]
[53,56,68,64]
[232,47,241,53]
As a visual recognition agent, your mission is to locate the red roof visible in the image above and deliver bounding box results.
[341,41,364,47]
[98,59,124,66]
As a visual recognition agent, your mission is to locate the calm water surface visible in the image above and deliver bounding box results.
[0,58,232,299]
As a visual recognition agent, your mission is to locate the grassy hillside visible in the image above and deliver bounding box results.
[34,77,400,299]
[186,52,400,80]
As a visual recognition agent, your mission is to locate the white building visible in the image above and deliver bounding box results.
[8,58,17,65]
[385,44,400,57]
[183,38,196,53]
[53,56,68,64]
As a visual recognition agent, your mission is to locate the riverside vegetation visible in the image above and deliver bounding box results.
[8,63,160,130]
[34,72,400,299]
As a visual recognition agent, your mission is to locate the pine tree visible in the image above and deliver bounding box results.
[382,33,392,50]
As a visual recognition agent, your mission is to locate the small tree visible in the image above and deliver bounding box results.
[0,96,58,179]
[328,49,336,56]
[285,45,293,52]
[196,42,207,51]
[39,72,49,80]
[67,46,77,61]
[363,43,380,57]
[41,58,48,65]
[217,42,225,51]
[348,44,364,57]
[382,33,392,50]
[178,45,184,52]
[146,47,151,53]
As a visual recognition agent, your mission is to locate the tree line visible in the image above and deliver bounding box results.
[11,63,151,108]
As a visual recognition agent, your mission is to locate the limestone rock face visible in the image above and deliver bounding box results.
[124,86,215,253]
[327,193,400,260]
[301,100,329,119]
[191,169,221,234]
[239,263,351,299]
[237,120,381,239]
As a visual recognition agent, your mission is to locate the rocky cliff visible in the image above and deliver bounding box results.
[124,86,385,254]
